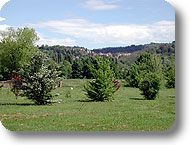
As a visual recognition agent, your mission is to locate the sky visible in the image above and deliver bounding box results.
[0,0,175,49]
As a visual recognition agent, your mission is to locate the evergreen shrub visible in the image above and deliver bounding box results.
[139,72,161,100]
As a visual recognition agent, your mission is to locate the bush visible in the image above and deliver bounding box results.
[84,57,118,101]
[19,51,61,105]
[139,72,161,100]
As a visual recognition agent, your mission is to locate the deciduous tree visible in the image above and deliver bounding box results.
[0,27,39,80]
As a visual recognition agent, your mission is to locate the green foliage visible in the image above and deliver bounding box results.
[72,59,83,79]
[93,44,145,54]
[0,27,39,80]
[119,68,129,79]
[50,60,72,79]
[38,42,175,80]
[117,42,175,70]
[125,64,140,87]
[60,61,72,79]
[19,51,61,105]
[165,60,175,88]
[126,53,163,88]
[84,57,117,101]
[82,57,93,79]
[39,45,88,64]
[139,72,161,100]
[135,53,163,73]
[110,58,121,79]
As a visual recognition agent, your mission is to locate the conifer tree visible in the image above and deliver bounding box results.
[84,56,119,101]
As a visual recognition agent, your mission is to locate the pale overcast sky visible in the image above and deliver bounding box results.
[0,0,175,49]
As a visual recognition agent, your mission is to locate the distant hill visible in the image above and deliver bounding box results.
[116,41,175,69]
[38,45,92,64]
[92,44,145,54]
[91,41,175,55]
[38,41,175,71]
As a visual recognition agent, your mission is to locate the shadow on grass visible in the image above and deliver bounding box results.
[168,95,175,98]
[129,98,145,100]
[0,102,35,106]
[77,99,94,102]
[77,99,109,102]
[123,84,131,87]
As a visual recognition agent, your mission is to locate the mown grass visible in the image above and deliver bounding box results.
[0,79,175,131]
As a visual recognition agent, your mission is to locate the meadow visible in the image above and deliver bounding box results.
[0,79,175,131]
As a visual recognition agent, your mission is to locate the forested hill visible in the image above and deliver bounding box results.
[38,41,175,59]
[92,44,144,54]
[116,41,175,69]
[92,41,175,54]
[38,41,175,69]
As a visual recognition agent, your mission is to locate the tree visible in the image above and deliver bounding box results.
[84,56,118,101]
[125,63,140,87]
[59,60,72,79]
[139,72,161,100]
[135,53,163,73]
[82,57,94,79]
[0,27,39,80]
[110,58,121,79]
[126,53,163,88]
[72,59,83,79]
[19,51,61,105]
[165,59,175,88]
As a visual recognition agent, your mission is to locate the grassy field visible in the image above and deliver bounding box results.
[0,79,175,131]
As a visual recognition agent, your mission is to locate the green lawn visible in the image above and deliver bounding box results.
[0,79,175,131]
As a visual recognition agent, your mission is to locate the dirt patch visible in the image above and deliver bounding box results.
[0,112,77,121]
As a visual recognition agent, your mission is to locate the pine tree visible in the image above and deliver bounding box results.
[84,56,118,101]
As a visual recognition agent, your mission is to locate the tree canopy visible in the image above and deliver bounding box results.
[126,53,163,88]
[0,27,39,80]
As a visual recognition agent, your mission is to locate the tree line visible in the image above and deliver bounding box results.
[38,45,124,80]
